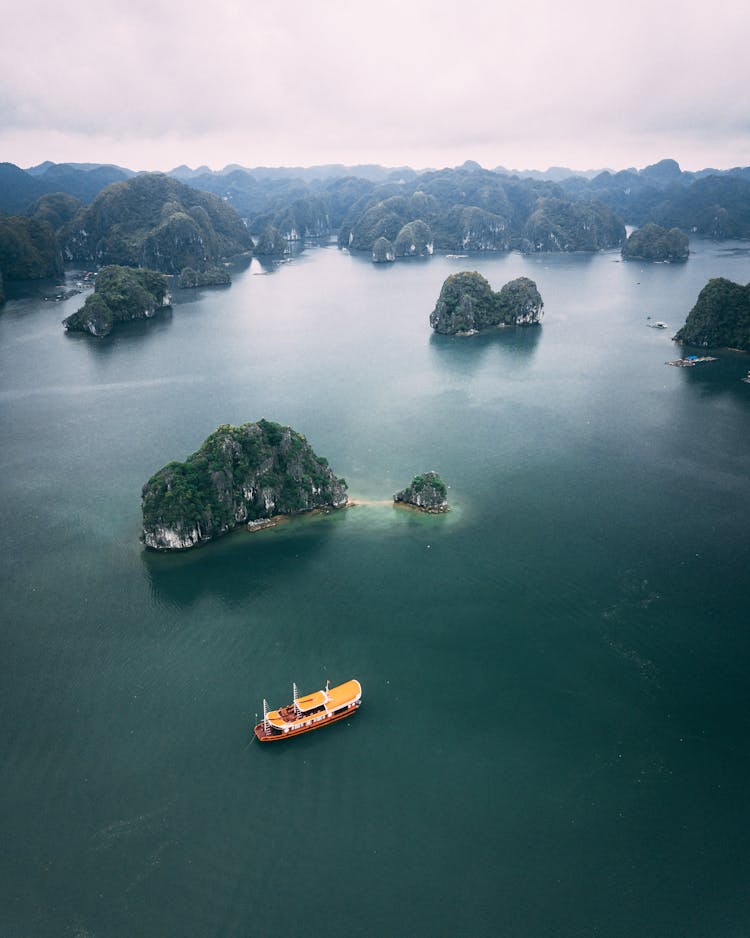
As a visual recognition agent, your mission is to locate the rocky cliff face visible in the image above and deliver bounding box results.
[674,277,750,349]
[63,266,170,337]
[141,420,348,550]
[63,173,252,273]
[394,471,448,512]
[372,236,395,263]
[622,223,689,262]
[430,271,543,335]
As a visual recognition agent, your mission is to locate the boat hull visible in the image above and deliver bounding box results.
[254,702,360,742]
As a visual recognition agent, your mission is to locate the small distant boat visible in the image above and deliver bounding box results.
[253,679,362,742]
[648,321,668,329]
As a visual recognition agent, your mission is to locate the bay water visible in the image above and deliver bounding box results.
[1,240,749,937]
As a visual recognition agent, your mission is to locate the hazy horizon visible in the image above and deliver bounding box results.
[12,155,745,179]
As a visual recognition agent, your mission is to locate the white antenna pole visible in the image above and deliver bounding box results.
[293,682,300,714]
[263,698,270,731]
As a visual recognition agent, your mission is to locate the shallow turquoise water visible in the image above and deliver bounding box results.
[1,241,749,936]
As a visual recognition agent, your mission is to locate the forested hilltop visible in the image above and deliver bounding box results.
[142,420,348,550]
[675,278,750,350]
[0,171,251,293]
[62,173,252,274]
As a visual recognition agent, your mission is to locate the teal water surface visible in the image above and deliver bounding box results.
[1,241,749,937]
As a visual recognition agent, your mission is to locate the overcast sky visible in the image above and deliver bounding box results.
[2,0,749,173]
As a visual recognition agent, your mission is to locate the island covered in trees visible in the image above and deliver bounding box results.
[622,223,689,262]
[394,472,449,512]
[675,278,750,350]
[430,272,543,335]
[63,266,170,336]
[141,420,348,550]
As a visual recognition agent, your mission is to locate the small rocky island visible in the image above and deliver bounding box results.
[674,277,750,350]
[430,271,543,335]
[622,223,689,262]
[141,419,348,550]
[393,472,449,513]
[63,266,170,336]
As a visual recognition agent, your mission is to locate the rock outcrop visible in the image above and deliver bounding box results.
[622,223,689,262]
[521,197,625,252]
[141,420,348,550]
[63,265,170,336]
[394,471,448,513]
[62,172,252,274]
[430,271,543,335]
[674,277,750,350]
[372,236,395,263]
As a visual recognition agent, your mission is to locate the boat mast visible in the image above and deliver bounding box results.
[262,698,270,733]
[293,682,300,715]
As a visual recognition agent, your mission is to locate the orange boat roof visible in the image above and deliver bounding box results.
[266,679,361,730]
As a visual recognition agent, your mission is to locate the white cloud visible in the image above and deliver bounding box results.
[2,0,749,171]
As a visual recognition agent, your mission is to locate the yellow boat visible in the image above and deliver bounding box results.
[253,679,362,742]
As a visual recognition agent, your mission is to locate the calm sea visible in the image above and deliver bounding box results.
[1,240,749,937]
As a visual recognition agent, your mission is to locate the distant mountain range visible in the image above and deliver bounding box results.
[2,157,750,286]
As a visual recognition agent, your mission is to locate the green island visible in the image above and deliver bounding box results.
[430,271,543,335]
[141,420,349,550]
[62,266,170,337]
[675,277,750,350]
[63,172,252,281]
[393,471,449,513]
[622,222,689,262]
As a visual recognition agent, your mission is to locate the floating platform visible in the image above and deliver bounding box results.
[666,356,718,367]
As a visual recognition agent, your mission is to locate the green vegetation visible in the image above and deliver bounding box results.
[522,197,625,251]
[622,223,689,261]
[394,471,449,512]
[675,278,750,350]
[28,192,83,232]
[142,420,349,549]
[336,169,623,258]
[63,265,169,336]
[177,266,231,288]
[0,215,63,280]
[394,220,433,257]
[372,236,395,263]
[63,173,252,274]
[430,271,543,334]
[253,224,288,257]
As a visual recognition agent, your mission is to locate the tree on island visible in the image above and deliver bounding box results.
[622,223,689,262]
[394,471,449,512]
[63,265,170,337]
[674,277,750,350]
[141,420,348,550]
[430,271,543,335]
